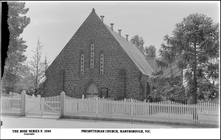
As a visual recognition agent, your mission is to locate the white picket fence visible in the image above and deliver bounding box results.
[25,93,60,116]
[64,94,219,125]
[1,91,61,116]
[1,94,22,115]
[43,95,60,115]
[1,91,219,125]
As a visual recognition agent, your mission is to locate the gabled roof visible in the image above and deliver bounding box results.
[146,58,182,78]
[105,25,154,77]
[46,9,155,78]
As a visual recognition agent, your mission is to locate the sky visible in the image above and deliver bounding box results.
[20,1,220,65]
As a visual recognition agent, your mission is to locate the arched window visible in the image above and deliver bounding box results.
[100,54,104,74]
[90,44,94,68]
[80,54,84,74]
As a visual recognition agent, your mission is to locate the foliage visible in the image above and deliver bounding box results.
[153,13,219,104]
[173,13,219,103]
[145,45,156,58]
[15,64,35,95]
[149,76,186,102]
[156,35,178,78]
[151,35,184,102]
[2,2,30,94]
[130,35,145,54]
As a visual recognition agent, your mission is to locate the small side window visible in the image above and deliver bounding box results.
[80,54,84,74]
[90,44,94,68]
[100,54,104,74]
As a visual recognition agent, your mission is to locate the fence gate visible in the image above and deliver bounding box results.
[42,96,61,117]
[25,94,41,116]
[25,94,60,117]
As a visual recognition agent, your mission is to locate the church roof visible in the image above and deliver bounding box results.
[104,25,154,77]
[146,57,182,78]
[47,8,155,77]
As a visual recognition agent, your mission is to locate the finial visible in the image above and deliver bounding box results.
[92,8,95,12]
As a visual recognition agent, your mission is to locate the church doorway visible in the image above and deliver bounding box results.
[85,83,99,98]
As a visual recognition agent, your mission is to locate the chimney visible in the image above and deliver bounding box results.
[118,29,122,36]
[126,35,129,41]
[110,23,114,31]
[100,15,104,22]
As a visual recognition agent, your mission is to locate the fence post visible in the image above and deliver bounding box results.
[40,95,43,116]
[169,101,171,122]
[21,90,26,116]
[131,99,133,120]
[60,91,65,118]
[96,97,98,116]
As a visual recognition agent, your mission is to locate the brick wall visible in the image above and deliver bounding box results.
[43,10,146,100]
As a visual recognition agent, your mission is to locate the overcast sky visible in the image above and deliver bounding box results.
[20,1,220,64]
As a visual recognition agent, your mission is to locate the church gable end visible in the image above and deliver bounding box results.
[43,8,152,100]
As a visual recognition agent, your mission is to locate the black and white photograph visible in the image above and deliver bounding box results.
[0,1,220,139]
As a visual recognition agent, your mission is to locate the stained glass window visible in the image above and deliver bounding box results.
[100,54,104,74]
[90,44,94,68]
[80,54,84,74]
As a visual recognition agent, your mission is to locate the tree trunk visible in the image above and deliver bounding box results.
[193,41,197,104]
[192,41,198,121]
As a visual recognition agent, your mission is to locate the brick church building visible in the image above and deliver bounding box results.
[43,8,155,100]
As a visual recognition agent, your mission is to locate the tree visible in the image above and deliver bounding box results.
[2,2,30,94]
[36,55,50,96]
[43,55,49,71]
[156,35,177,78]
[151,35,185,102]
[145,45,156,58]
[130,35,145,54]
[150,76,186,103]
[172,13,219,104]
[15,64,35,95]
[29,39,46,95]
[152,13,219,105]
